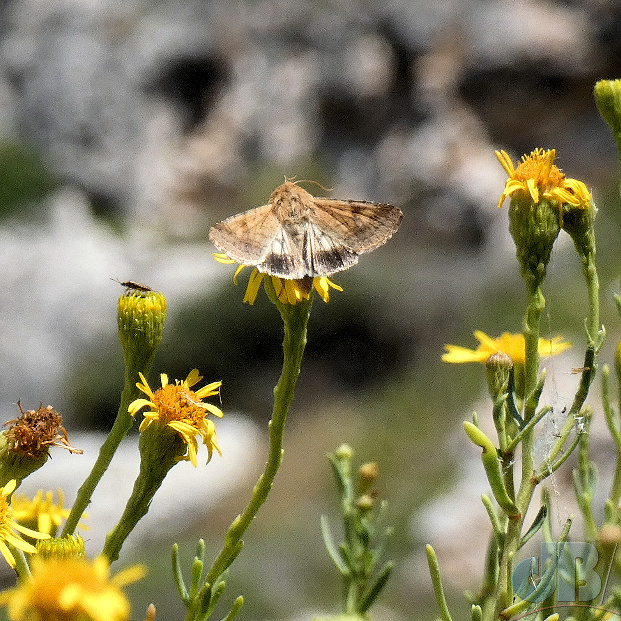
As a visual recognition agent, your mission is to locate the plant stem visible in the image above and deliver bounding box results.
[62,366,140,537]
[203,293,312,586]
[491,282,544,619]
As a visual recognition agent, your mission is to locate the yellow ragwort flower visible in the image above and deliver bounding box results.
[128,370,223,466]
[214,253,343,305]
[495,148,591,222]
[0,555,145,621]
[0,480,50,569]
[11,489,88,537]
[442,330,571,366]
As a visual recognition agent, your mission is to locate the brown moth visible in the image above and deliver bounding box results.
[209,180,403,280]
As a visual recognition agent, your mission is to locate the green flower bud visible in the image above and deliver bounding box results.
[485,352,513,402]
[594,79,621,140]
[508,192,560,290]
[117,289,167,375]
[36,534,86,559]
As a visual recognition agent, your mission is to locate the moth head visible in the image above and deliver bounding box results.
[270,181,312,221]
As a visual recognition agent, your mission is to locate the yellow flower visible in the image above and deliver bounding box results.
[442,331,571,366]
[11,489,88,537]
[495,148,591,222]
[128,370,223,466]
[214,253,343,305]
[0,480,50,569]
[0,555,145,621]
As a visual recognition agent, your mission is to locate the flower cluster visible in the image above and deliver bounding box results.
[496,148,591,223]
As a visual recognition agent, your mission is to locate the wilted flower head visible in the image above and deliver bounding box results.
[4,402,81,460]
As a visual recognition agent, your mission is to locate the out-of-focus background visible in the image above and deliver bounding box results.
[1,0,621,619]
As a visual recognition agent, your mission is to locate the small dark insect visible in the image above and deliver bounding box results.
[112,278,153,292]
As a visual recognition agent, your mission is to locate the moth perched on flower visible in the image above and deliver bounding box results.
[209,180,403,280]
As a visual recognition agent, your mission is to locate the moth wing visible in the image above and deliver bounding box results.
[258,225,311,279]
[209,204,283,265]
[310,198,403,254]
[303,222,359,277]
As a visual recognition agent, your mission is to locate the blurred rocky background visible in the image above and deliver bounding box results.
[1,0,621,619]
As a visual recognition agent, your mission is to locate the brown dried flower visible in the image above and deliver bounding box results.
[4,402,82,459]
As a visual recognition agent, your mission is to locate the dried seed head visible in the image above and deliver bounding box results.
[4,402,82,459]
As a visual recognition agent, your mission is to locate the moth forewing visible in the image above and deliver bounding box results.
[310,198,404,253]
[209,204,282,264]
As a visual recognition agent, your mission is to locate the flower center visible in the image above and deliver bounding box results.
[152,385,207,427]
[514,149,565,191]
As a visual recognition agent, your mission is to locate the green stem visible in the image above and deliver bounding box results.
[203,294,312,586]
[62,366,141,536]
[583,250,600,345]
[491,282,545,619]
[102,428,184,562]
[523,283,544,424]
[609,450,621,510]
[11,547,31,580]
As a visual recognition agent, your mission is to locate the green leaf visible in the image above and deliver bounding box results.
[359,561,394,614]
[520,505,547,548]
[320,515,349,575]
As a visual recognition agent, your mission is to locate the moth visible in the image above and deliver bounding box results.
[209,180,403,280]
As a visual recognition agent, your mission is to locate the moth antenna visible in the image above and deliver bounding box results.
[295,179,334,193]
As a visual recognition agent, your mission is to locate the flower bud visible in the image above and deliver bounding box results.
[117,289,167,374]
[358,462,379,495]
[36,534,86,559]
[485,352,513,402]
[594,79,621,141]
[560,180,596,262]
